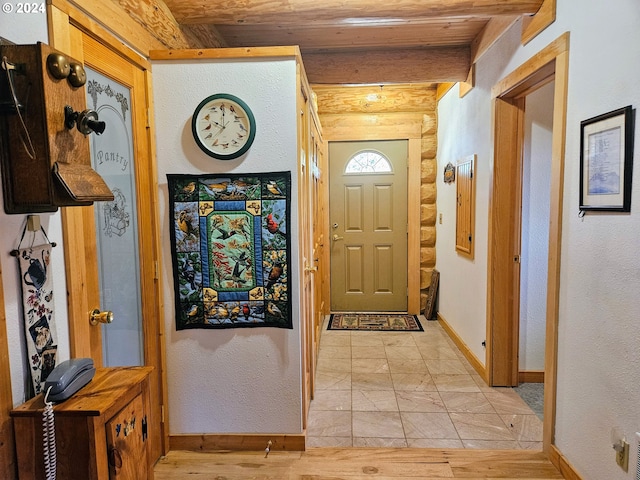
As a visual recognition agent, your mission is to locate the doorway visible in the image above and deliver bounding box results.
[329,140,408,312]
[487,33,569,452]
[519,80,554,379]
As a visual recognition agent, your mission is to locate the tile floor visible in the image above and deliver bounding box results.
[307,315,543,449]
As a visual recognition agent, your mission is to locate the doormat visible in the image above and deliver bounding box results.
[167,172,292,330]
[328,314,423,331]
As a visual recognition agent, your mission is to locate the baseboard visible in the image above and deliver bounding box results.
[170,433,306,452]
[519,370,545,383]
[437,313,488,384]
[549,444,584,480]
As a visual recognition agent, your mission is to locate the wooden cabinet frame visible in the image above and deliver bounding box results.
[455,154,476,258]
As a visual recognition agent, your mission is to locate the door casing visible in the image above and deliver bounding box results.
[321,115,422,314]
[487,32,570,452]
[329,140,408,312]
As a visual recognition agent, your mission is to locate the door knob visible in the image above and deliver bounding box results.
[90,308,114,326]
[332,234,344,241]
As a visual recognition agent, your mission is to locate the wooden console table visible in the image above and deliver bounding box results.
[12,366,154,479]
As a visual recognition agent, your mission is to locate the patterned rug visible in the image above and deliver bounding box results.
[328,313,423,331]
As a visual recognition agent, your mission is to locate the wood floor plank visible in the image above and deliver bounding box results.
[154,448,564,479]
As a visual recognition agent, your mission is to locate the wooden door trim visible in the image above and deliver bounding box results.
[48,3,169,456]
[323,115,421,314]
[487,95,524,387]
[487,32,569,453]
[0,262,17,479]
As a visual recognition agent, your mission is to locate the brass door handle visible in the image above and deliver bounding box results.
[90,308,114,326]
[332,234,344,241]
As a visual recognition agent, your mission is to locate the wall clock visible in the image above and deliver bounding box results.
[191,93,256,160]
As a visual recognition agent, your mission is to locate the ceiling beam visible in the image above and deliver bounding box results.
[302,46,470,84]
[165,0,544,25]
[217,18,489,50]
[110,0,225,49]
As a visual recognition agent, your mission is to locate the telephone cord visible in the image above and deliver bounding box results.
[43,386,57,480]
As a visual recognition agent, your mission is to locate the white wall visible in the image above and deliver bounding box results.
[520,82,553,372]
[437,1,640,478]
[152,58,303,434]
[1,11,71,407]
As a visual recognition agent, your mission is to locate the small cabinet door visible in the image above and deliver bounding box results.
[106,394,148,479]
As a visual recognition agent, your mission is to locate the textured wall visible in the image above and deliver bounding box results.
[437,1,640,478]
[152,57,303,434]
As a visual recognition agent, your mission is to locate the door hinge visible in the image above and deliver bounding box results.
[146,108,151,128]
[154,261,159,280]
[161,405,165,423]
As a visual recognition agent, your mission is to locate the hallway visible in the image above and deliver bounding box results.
[307,316,543,449]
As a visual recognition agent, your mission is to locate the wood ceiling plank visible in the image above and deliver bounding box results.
[165,0,544,25]
[313,84,436,114]
[303,46,470,84]
[217,18,489,50]
[182,24,228,48]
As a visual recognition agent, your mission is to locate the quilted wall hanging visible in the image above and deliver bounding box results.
[167,172,293,330]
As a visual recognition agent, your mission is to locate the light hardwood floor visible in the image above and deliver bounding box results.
[155,317,560,478]
[154,448,564,479]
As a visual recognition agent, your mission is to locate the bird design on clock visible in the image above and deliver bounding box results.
[192,94,256,160]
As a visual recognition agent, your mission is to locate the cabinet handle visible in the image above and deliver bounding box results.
[108,447,123,469]
[142,415,148,442]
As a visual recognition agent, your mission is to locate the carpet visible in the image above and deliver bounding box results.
[328,313,423,331]
[514,383,544,420]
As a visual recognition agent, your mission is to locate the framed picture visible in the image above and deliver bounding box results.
[579,105,634,212]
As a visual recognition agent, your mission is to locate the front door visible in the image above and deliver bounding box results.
[54,20,167,458]
[329,140,408,311]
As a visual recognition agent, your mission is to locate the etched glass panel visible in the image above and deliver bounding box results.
[345,150,393,174]
[86,67,143,366]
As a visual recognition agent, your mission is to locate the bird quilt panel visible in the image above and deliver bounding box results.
[167,172,292,330]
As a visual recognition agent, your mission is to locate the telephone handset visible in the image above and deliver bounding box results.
[44,357,95,403]
[41,358,95,479]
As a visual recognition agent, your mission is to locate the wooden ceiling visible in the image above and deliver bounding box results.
[156,0,545,84]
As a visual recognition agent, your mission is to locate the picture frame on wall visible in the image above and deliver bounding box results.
[579,105,634,212]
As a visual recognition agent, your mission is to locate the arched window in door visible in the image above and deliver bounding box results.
[344,150,393,173]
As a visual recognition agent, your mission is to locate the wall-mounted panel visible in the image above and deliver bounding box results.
[455,154,476,259]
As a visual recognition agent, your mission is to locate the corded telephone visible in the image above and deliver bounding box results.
[44,357,95,403]
[41,358,95,479]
